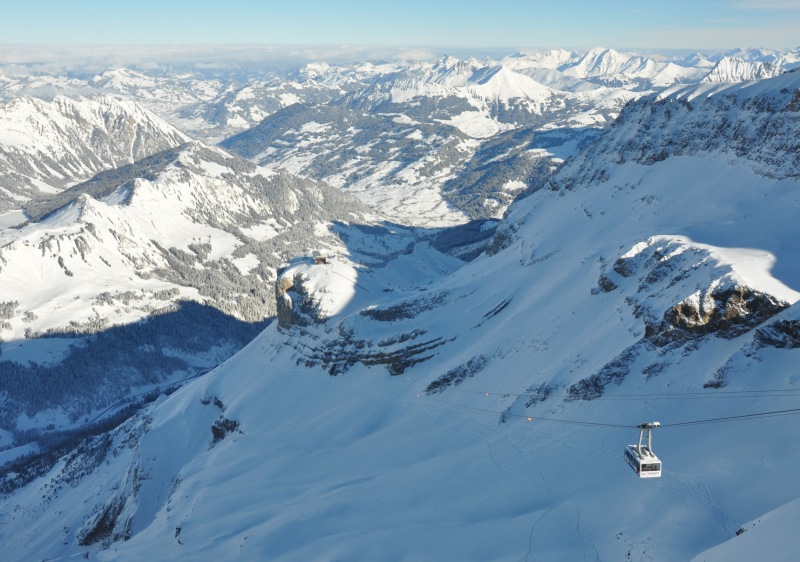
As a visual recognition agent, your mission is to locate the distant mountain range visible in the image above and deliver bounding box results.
[3,47,798,221]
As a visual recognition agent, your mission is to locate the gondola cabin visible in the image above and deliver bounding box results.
[625,422,662,478]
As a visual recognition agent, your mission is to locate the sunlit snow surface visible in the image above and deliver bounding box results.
[2,56,800,562]
[3,140,800,561]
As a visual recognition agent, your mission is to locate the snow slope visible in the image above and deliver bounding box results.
[2,64,799,562]
[692,496,800,562]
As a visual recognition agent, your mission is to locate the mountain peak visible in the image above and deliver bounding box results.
[702,56,782,82]
[469,64,554,103]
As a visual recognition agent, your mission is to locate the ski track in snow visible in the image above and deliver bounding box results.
[667,472,740,537]
[486,435,556,562]
[506,434,557,562]
[569,495,596,562]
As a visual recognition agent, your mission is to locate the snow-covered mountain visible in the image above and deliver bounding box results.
[219,48,744,225]
[0,67,353,144]
[0,140,391,436]
[88,68,224,110]
[506,47,709,91]
[0,135,496,446]
[0,95,189,212]
[703,56,783,82]
[342,53,644,129]
[576,69,800,180]
[2,62,799,562]
[357,54,562,114]
[176,77,346,142]
[559,47,704,89]
[221,54,641,225]
[3,48,794,223]
[703,48,800,82]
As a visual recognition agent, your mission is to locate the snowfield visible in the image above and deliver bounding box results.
[1,50,800,562]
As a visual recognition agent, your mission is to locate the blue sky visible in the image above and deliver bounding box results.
[1,0,798,50]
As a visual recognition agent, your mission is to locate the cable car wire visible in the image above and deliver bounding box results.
[423,395,800,430]
[442,386,800,400]
[659,407,800,427]
[425,396,638,428]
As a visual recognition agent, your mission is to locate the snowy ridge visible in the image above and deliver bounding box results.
[2,57,800,562]
[702,56,783,82]
[468,65,555,106]
[550,69,800,184]
[383,56,557,108]
[0,140,375,332]
[502,49,578,70]
[701,48,800,83]
[0,95,189,212]
[0,95,185,157]
[509,47,708,90]
[560,48,657,79]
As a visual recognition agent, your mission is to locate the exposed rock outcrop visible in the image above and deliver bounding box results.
[275,260,452,375]
[275,268,303,328]
[649,285,788,344]
[754,318,800,349]
[574,236,792,399]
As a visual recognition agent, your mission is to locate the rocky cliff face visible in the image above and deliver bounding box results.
[275,266,322,328]
[546,69,800,192]
[603,238,790,345]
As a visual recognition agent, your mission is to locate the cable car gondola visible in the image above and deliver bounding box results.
[624,422,662,478]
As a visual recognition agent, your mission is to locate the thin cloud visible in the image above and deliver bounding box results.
[623,21,800,50]
[731,1,800,9]
[0,44,442,76]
